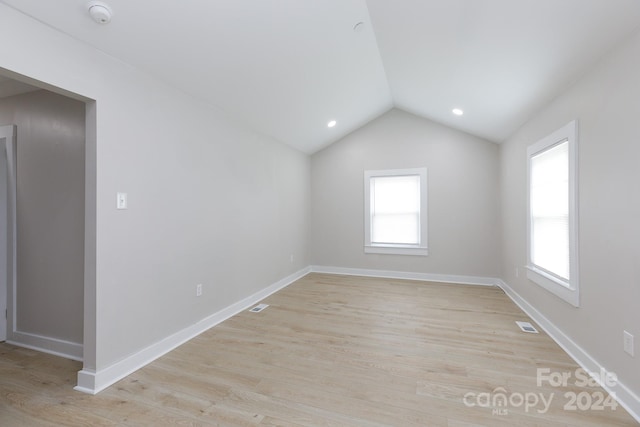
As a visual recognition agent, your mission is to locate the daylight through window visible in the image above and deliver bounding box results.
[526,120,579,306]
[364,168,428,256]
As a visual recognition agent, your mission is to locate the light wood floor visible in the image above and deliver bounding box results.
[1,273,636,426]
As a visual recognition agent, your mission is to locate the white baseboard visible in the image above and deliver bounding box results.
[496,279,640,423]
[7,331,83,361]
[75,266,311,395]
[310,265,498,287]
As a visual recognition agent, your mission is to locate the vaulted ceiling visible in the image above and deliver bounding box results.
[2,0,640,153]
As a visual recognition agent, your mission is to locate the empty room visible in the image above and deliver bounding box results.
[1,0,639,425]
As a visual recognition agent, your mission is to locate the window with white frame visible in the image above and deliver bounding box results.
[526,120,579,306]
[364,168,428,256]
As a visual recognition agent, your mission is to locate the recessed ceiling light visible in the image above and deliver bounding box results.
[327,120,337,128]
[353,22,364,33]
[452,108,464,116]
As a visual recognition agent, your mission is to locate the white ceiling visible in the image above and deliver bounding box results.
[2,0,640,153]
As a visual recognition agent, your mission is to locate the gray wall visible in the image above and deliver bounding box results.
[0,3,311,371]
[91,83,311,370]
[0,90,85,345]
[500,30,640,395]
[311,109,500,277]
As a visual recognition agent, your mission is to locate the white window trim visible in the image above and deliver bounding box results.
[364,168,428,256]
[526,120,579,307]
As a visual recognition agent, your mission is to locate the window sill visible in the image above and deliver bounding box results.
[526,265,579,307]
[364,245,428,256]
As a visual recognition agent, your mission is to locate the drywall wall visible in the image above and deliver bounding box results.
[500,29,640,398]
[311,109,500,277]
[0,3,310,381]
[0,90,85,347]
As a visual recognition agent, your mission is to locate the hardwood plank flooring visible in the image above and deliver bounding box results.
[1,273,637,426]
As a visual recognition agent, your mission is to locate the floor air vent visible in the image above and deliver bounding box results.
[249,303,269,313]
[516,321,539,334]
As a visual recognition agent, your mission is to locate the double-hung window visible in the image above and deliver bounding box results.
[526,120,579,306]
[364,168,428,256]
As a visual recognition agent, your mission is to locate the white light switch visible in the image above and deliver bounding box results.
[116,192,128,209]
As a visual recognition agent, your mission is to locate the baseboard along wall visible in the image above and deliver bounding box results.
[7,330,83,362]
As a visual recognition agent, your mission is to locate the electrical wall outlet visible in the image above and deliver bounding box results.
[624,331,634,357]
[196,284,202,297]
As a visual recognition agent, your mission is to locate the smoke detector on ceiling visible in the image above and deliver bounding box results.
[87,1,113,24]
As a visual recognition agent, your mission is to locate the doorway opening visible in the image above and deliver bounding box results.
[0,70,96,382]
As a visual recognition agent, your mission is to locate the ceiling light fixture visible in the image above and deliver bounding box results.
[353,22,364,33]
[327,120,337,128]
[88,1,113,24]
[452,108,464,116]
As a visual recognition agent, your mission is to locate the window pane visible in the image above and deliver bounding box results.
[530,141,569,279]
[372,213,419,244]
[371,176,419,213]
[532,217,569,279]
[371,175,420,245]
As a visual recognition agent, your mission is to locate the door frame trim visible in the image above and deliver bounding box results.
[0,125,17,342]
